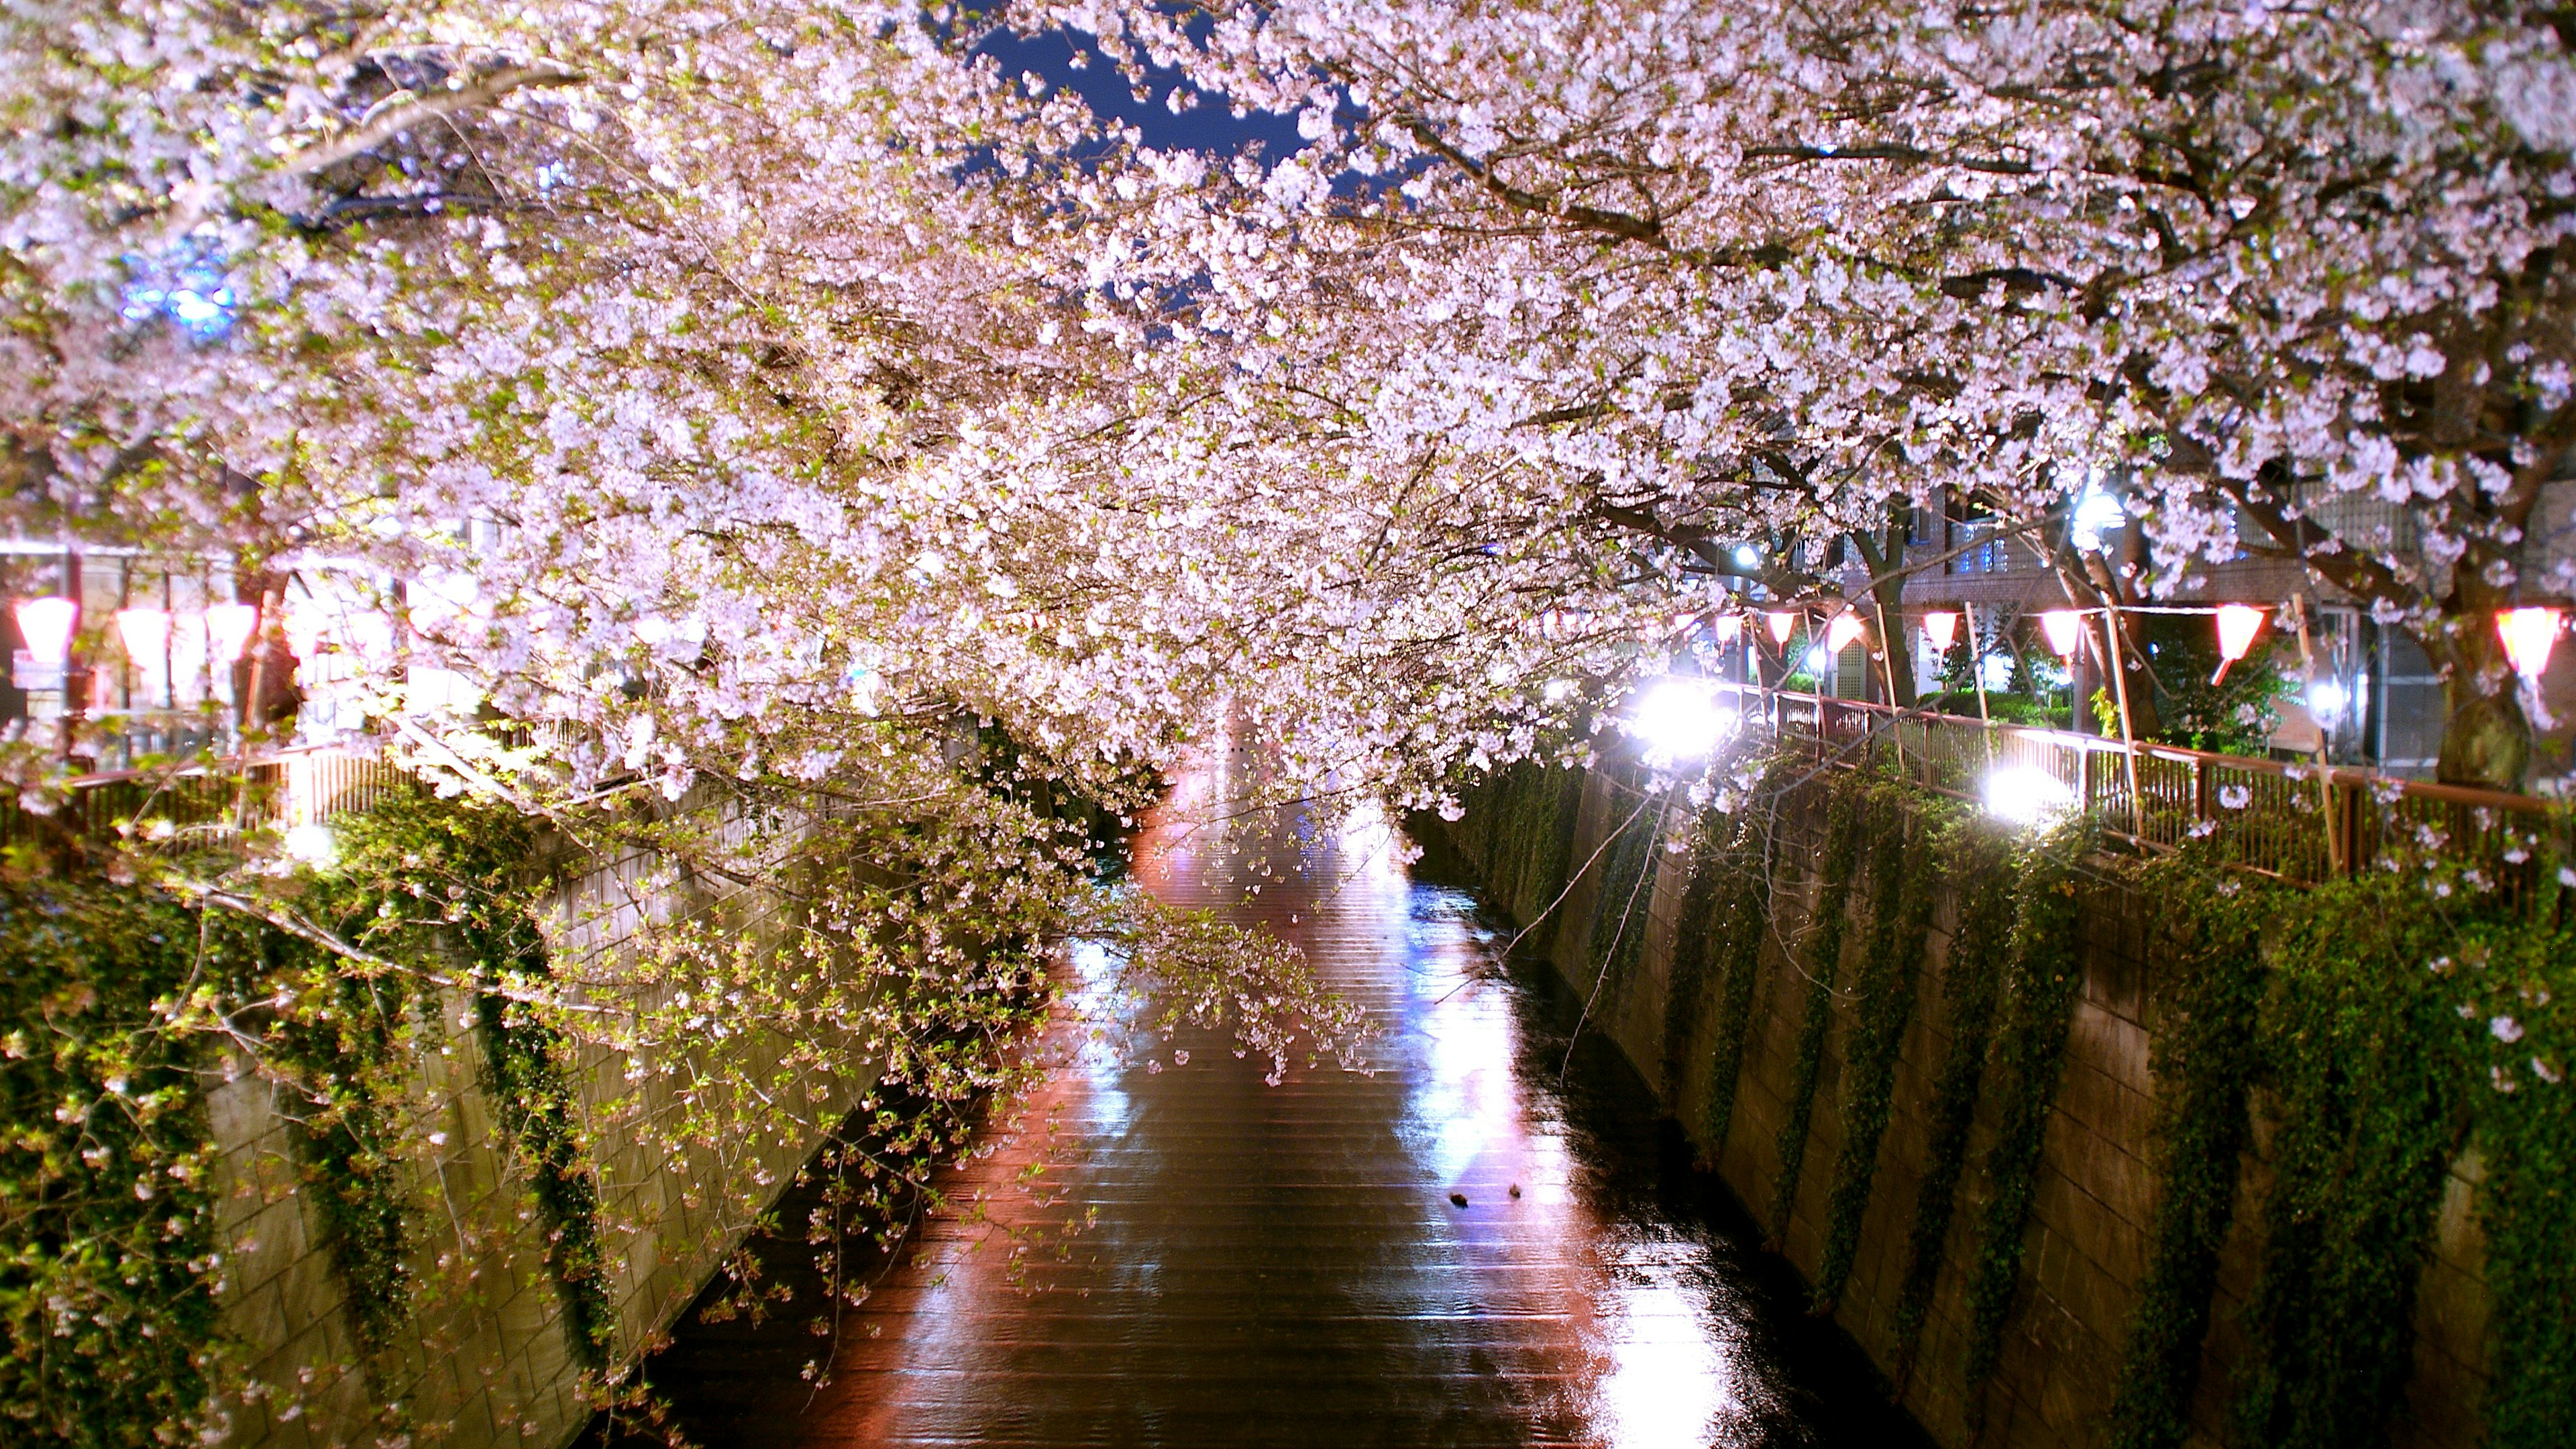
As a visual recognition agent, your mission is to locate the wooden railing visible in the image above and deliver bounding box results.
[1723,684,2568,890]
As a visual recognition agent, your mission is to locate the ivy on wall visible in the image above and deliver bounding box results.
[1449,753,2576,1449]
[0,881,239,1449]
[317,790,614,1366]
[266,961,419,1360]
[1813,784,1945,1311]
[1767,786,1864,1240]
[1888,827,2015,1376]
[1586,769,1660,993]
[1695,804,1775,1155]
[2105,859,2265,1449]
[1959,819,2089,1390]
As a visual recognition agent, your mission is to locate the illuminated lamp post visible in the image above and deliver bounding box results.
[2210,603,2266,684]
[2038,608,2086,661]
[1922,610,1960,656]
[1764,610,1798,648]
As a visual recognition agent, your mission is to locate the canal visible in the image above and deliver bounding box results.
[610,757,1932,1448]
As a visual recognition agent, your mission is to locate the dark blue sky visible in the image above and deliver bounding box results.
[972,25,1305,159]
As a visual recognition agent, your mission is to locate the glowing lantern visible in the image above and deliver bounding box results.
[1922,610,1960,654]
[115,607,171,663]
[2211,603,2266,684]
[281,604,329,660]
[2039,609,2086,659]
[1825,612,1866,654]
[1764,610,1797,647]
[13,597,77,667]
[205,602,260,664]
[2498,607,2563,678]
[1713,615,1743,645]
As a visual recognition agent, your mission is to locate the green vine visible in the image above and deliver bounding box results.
[1768,783,1864,1239]
[264,956,417,1360]
[1960,819,2088,1390]
[1888,826,2016,1372]
[1813,784,1945,1311]
[2231,869,2475,1449]
[1696,802,1774,1154]
[2106,855,2265,1449]
[1586,771,1660,990]
[0,880,242,1449]
[2463,885,2576,1449]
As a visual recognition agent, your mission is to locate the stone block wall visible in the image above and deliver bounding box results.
[211,809,859,1449]
[1441,762,2493,1449]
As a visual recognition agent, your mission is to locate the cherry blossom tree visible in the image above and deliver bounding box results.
[1042,0,2576,788]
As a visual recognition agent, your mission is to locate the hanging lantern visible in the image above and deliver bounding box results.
[280,602,329,660]
[1825,612,1867,654]
[115,607,172,663]
[1713,614,1743,646]
[2039,609,2086,659]
[2210,603,2266,684]
[2498,606,2563,678]
[1764,610,1797,647]
[13,597,78,667]
[205,602,260,663]
[1921,610,1960,654]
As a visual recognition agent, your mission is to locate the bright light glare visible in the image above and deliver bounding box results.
[1825,612,1866,653]
[1980,653,2015,690]
[282,824,338,865]
[1734,545,1760,568]
[2072,486,2127,551]
[1983,766,2076,827]
[2308,679,2351,720]
[1922,610,1960,653]
[1543,678,1577,704]
[1628,679,1735,765]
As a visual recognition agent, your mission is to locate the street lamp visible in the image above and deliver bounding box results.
[1629,678,1738,767]
[1764,610,1797,647]
[1921,610,1960,655]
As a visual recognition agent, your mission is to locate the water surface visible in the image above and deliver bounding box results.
[618,759,1929,1448]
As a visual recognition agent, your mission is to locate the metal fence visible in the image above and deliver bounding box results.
[0,743,410,854]
[1723,684,2569,892]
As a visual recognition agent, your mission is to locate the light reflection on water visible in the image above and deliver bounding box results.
[723,753,1918,1448]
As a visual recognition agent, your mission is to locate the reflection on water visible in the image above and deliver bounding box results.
[627,756,1929,1448]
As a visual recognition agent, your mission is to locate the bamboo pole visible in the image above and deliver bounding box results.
[2100,600,2145,840]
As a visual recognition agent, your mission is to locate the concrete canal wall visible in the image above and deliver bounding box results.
[1434,761,2492,1449]
[213,805,857,1449]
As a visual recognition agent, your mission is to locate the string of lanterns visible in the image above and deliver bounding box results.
[1698,599,2565,683]
[9,596,268,704]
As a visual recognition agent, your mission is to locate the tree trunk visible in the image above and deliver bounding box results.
[2428,621,2532,790]
[1854,515,1915,706]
